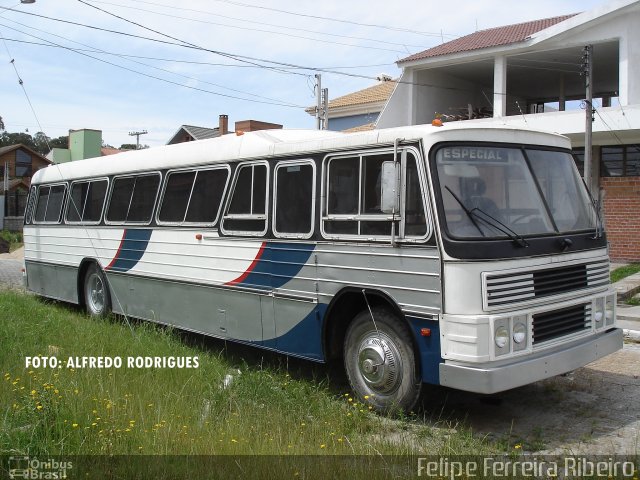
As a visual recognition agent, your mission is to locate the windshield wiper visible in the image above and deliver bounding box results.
[445,186,529,248]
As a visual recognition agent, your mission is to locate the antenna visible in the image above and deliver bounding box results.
[128,130,148,149]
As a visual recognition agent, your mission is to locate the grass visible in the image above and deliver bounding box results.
[0,290,495,472]
[0,229,23,252]
[610,263,640,283]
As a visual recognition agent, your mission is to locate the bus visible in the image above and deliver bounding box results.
[23,123,622,412]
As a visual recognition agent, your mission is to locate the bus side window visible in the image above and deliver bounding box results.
[24,186,37,224]
[404,155,428,237]
[158,167,230,225]
[106,174,160,224]
[67,179,108,224]
[273,161,314,238]
[34,184,66,224]
[222,162,269,235]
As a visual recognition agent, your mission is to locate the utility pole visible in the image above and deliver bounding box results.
[582,45,594,195]
[321,87,329,130]
[128,130,148,149]
[315,74,322,130]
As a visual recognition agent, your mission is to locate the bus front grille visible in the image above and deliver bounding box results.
[484,260,609,309]
[532,304,591,344]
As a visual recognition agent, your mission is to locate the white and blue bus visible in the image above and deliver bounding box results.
[23,123,622,411]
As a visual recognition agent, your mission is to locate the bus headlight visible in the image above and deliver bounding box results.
[594,298,605,329]
[513,322,526,344]
[605,295,615,326]
[495,326,509,349]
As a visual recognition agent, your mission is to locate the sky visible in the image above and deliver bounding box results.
[0,0,608,148]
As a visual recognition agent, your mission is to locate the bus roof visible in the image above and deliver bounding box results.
[32,123,570,185]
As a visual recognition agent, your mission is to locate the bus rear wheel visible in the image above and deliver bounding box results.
[84,264,111,317]
[344,308,421,413]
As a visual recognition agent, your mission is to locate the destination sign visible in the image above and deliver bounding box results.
[440,147,507,161]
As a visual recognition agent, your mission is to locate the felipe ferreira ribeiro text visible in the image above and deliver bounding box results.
[25,356,199,369]
[417,457,636,479]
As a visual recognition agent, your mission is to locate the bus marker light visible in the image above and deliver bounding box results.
[195,234,203,241]
[420,328,431,337]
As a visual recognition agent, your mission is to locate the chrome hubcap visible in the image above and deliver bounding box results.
[88,273,104,313]
[357,332,402,394]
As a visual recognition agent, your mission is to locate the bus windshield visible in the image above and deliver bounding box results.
[434,145,597,239]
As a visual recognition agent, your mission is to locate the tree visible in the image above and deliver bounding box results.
[49,136,68,149]
[0,116,5,131]
[119,143,149,150]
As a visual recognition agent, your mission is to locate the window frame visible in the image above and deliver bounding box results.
[64,177,109,225]
[33,183,68,225]
[24,186,37,225]
[272,159,316,240]
[156,164,231,227]
[15,149,32,177]
[220,160,270,237]
[320,147,431,243]
[104,171,162,226]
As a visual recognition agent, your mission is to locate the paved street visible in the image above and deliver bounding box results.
[0,247,24,288]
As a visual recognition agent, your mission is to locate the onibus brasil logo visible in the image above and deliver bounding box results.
[7,456,72,479]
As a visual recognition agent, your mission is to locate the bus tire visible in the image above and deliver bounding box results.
[84,264,111,317]
[344,308,421,413]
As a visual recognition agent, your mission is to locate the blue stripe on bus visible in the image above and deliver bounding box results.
[261,304,327,361]
[407,317,442,386]
[234,242,315,290]
[106,229,153,273]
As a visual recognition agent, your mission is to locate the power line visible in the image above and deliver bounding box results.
[171,0,458,37]
[0,21,306,108]
[0,5,478,94]
[0,21,50,150]
[0,36,396,70]
[0,5,305,77]
[89,0,430,53]
[0,18,303,106]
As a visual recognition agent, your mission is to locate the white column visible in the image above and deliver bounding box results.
[494,56,507,117]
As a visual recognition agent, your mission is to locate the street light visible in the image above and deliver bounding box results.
[20,0,36,4]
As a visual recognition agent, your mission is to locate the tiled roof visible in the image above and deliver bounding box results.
[343,122,376,133]
[306,80,396,114]
[0,143,52,163]
[101,147,123,156]
[328,80,396,109]
[181,125,219,140]
[399,14,577,63]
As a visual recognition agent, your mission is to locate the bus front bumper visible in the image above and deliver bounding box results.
[439,328,623,394]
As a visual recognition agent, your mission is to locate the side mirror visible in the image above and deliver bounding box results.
[380,161,400,214]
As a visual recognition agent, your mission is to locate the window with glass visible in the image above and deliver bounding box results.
[601,145,640,177]
[66,179,108,223]
[106,173,160,224]
[323,150,428,240]
[158,166,230,225]
[273,161,314,238]
[24,186,37,224]
[33,184,67,223]
[15,150,32,177]
[222,162,268,234]
[434,145,597,239]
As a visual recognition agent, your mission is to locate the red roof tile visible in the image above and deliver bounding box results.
[399,14,577,63]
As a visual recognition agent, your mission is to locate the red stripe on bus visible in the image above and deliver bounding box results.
[226,241,267,286]
[105,229,127,271]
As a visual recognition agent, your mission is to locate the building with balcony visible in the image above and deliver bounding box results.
[377,0,640,261]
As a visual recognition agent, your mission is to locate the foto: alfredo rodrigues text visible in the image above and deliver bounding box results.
[25,355,200,369]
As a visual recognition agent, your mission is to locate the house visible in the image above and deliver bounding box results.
[167,115,283,144]
[0,144,51,229]
[377,0,640,261]
[305,79,396,132]
[48,129,126,163]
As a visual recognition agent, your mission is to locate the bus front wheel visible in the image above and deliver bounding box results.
[344,308,421,413]
[84,264,111,317]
